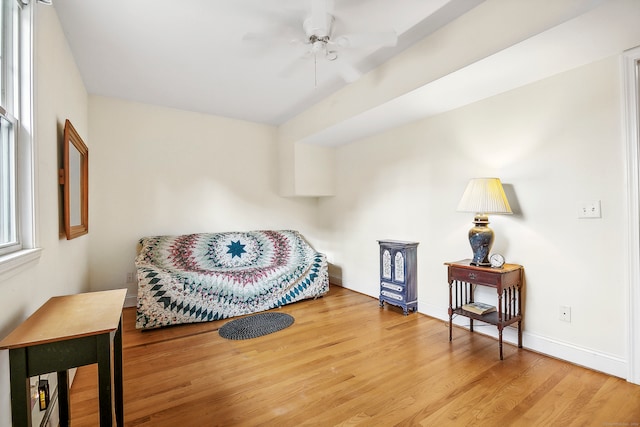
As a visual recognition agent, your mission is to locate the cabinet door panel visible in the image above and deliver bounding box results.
[382,250,392,280]
[393,251,405,283]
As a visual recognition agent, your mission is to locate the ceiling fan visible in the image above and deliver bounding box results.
[243,0,398,84]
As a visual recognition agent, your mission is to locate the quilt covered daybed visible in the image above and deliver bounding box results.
[135,230,329,329]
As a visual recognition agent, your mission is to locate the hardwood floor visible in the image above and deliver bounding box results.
[69,286,640,426]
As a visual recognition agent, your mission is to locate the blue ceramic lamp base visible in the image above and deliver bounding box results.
[468,215,494,266]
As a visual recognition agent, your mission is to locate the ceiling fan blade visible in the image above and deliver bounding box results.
[242,25,303,45]
[335,61,363,83]
[334,31,398,49]
[279,51,314,79]
[242,32,270,43]
[310,0,329,36]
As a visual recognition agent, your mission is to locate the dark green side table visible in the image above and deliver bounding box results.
[0,289,127,426]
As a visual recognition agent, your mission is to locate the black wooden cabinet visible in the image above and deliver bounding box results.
[378,240,418,315]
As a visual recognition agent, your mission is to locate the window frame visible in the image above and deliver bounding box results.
[0,108,18,255]
[0,0,40,280]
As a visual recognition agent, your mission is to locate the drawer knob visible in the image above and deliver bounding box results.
[468,272,477,280]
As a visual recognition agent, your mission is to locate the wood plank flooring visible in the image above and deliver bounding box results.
[69,285,640,426]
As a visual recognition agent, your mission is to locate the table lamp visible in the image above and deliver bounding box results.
[457,178,512,266]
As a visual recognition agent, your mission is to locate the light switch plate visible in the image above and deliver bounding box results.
[577,200,601,218]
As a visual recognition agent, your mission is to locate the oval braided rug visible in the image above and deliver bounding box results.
[219,312,294,340]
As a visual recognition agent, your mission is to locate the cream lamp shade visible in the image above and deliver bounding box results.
[457,178,512,215]
[457,178,512,266]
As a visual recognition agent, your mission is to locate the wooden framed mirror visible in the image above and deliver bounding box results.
[60,119,88,239]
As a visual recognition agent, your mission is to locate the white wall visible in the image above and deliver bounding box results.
[87,96,321,300]
[319,55,628,377]
[1,11,634,427]
[277,139,335,197]
[0,4,90,426]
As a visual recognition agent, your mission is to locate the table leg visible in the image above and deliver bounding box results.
[57,370,70,426]
[518,320,523,348]
[8,348,31,427]
[469,283,474,333]
[498,326,504,360]
[517,285,523,348]
[96,333,114,427]
[448,281,453,341]
[114,316,124,426]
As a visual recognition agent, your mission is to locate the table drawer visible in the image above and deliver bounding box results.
[450,267,499,286]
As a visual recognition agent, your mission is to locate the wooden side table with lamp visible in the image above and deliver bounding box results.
[451,178,523,360]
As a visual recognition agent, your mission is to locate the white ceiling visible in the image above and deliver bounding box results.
[52,0,640,147]
[52,0,483,125]
[299,0,640,146]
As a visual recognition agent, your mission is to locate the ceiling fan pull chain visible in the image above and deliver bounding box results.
[314,53,318,88]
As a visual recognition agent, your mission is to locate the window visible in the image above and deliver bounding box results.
[0,0,38,273]
[0,0,19,256]
[0,112,17,255]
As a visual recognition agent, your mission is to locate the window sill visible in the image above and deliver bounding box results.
[0,248,42,282]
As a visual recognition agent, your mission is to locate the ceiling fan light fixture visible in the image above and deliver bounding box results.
[311,40,325,53]
[246,0,397,86]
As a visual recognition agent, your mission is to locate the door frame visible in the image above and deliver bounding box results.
[623,46,640,384]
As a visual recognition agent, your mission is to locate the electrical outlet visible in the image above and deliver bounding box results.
[577,200,601,218]
[126,272,135,283]
[559,305,571,322]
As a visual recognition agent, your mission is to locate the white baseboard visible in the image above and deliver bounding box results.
[40,384,58,427]
[418,300,628,379]
[329,274,343,286]
[36,368,76,427]
[124,294,137,308]
[523,332,627,379]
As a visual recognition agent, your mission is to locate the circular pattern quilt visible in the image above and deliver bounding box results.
[135,230,328,329]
